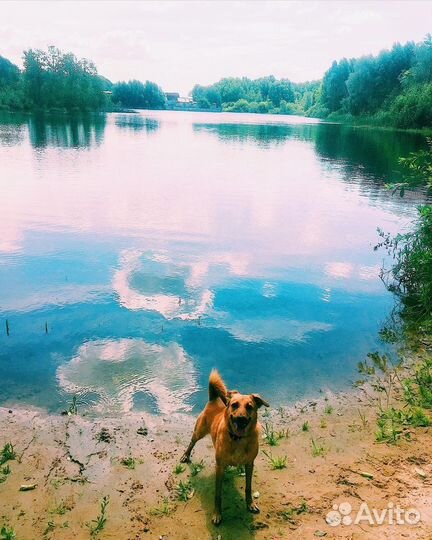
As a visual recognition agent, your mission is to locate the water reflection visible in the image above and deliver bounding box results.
[28,114,106,148]
[57,338,197,414]
[0,112,27,146]
[115,114,160,132]
[0,111,429,414]
[193,121,329,149]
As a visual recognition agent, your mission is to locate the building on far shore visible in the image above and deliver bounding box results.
[164,92,221,112]
[165,92,197,110]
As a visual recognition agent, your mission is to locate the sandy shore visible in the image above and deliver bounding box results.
[1,386,432,540]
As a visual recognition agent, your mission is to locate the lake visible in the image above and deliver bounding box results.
[0,111,427,416]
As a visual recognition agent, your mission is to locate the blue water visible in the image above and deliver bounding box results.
[0,111,427,415]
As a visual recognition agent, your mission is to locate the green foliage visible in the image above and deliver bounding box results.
[405,357,432,409]
[176,480,194,502]
[0,443,16,465]
[189,460,204,476]
[149,498,173,516]
[22,46,106,112]
[87,496,109,538]
[263,422,279,445]
[324,405,333,415]
[321,58,352,112]
[112,80,166,109]
[120,456,135,469]
[173,463,186,475]
[301,421,310,432]
[279,501,309,524]
[377,205,432,326]
[313,36,432,128]
[311,438,326,457]
[0,526,16,540]
[262,450,288,470]
[192,75,317,115]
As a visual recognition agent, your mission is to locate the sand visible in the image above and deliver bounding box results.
[1,385,432,540]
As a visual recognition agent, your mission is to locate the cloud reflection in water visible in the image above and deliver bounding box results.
[57,338,197,414]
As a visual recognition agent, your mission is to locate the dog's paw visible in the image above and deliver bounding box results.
[212,511,222,526]
[179,453,191,463]
[247,502,260,514]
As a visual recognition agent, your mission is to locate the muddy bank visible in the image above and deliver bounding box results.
[1,388,432,539]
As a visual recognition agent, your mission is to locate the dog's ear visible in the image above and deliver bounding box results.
[251,394,270,408]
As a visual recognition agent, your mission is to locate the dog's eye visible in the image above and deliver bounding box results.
[246,403,254,411]
[231,402,239,409]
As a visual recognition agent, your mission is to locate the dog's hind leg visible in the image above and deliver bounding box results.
[180,413,208,463]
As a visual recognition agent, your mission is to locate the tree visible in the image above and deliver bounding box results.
[112,79,166,109]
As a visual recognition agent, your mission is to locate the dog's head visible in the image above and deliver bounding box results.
[226,391,269,437]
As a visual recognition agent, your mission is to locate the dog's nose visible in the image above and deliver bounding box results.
[235,416,249,428]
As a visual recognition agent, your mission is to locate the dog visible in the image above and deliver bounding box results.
[180,369,269,525]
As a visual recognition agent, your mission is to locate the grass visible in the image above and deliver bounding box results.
[149,498,173,517]
[358,409,368,429]
[302,421,310,432]
[279,501,309,524]
[49,500,72,516]
[0,526,16,540]
[311,438,326,457]
[120,456,136,470]
[262,450,288,470]
[96,428,112,443]
[263,422,279,446]
[0,443,16,466]
[189,460,204,476]
[324,405,333,415]
[87,496,109,538]
[176,480,194,502]
[320,419,327,429]
[173,463,186,475]
[226,465,245,477]
[0,465,11,484]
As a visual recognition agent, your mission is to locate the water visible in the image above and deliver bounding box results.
[0,111,427,415]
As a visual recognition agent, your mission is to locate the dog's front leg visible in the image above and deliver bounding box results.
[212,461,224,525]
[245,462,259,513]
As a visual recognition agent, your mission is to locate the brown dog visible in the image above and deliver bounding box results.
[180,369,269,525]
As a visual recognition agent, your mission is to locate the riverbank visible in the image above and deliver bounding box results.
[1,360,432,540]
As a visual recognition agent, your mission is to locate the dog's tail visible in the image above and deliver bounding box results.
[208,369,228,404]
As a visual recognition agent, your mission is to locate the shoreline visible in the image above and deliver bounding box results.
[2,379,432,539]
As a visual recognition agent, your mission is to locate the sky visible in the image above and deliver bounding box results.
[1,0,432,95]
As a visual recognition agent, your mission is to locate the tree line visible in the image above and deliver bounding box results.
[191,76,319,115]
[0,46,166,113]
[191,35,432,128]
[0,37,431,128]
